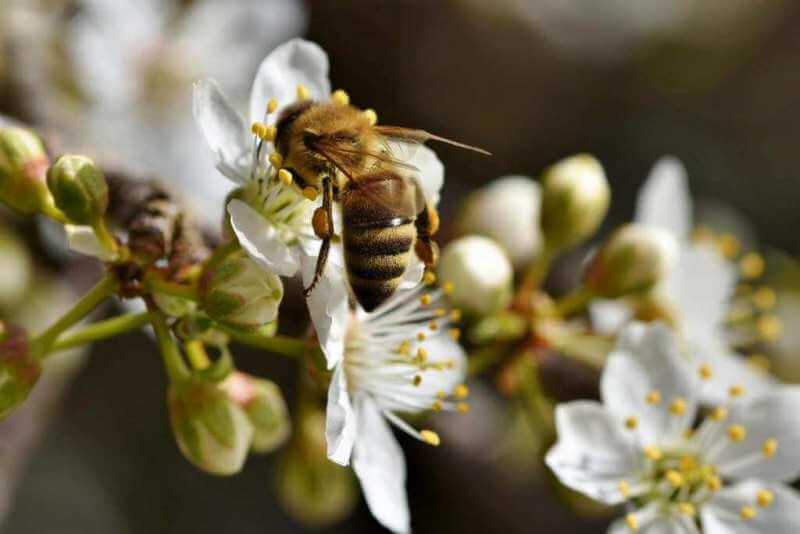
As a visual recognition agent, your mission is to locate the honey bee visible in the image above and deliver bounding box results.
[266,92,489,311]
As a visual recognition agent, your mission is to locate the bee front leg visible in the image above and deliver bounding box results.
[303,177,334,297]
[414,201,440,268]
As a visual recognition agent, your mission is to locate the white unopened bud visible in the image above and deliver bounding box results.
[584,223,678,298]
[438,235,513,315]
[221,372,290,454]
[168,378,254,476]
[459,176,542,268]
[541,154,610,251]
[199,251,283,330]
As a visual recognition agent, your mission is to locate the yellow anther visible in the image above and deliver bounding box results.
[625,513,638,531]
[729,385,745,398]
[746,354,771,374]
[364,108,378,126]
[302,186,318,201]
[448,328,461,341]
[740,253,765,279]
[740,506,757,521]
[718,233,741,258]
[728,424,747,442]
[709,406,728,422]
[331,89,350,106]
[763,438,778,457]
[679,456,698,472]
[436,390,447,400]
[699,363,713,380]
[670,398,687,416]
[269,152,284,169]
[624,416,639,430]
[644,446,663,461]
[757,315,783,342]
[396,340,411,355]
[752,287,777,310]
[757,489,775,508]
[706,474,722,492]
[278,168,293,186]
[423,271,437,285]
[431,400,442,412]
[420,294,432,306]
[267,98,279,114]
[420,430,440,446]
[454,384,469,399]
[417,332,427,341]
[416,347,428,362]
[442,281,454,295]
[434,308,446,317]
[457,402,470,413]
[450,309,462,321]
[645,390,662,405]
[618,481,630,498]
[251,121,268,138]
[665,470,684,488]
[413,375,422,386]
[428,321,438,331]
[678,503,696,517]
[296,84,310,101]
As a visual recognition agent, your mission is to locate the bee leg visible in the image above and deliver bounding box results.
[414,202,440,268]
[303,177,334,297]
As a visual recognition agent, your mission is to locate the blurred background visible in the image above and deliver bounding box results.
[1,0,800,532]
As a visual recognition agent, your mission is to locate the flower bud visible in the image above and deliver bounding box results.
[276,410,357,526]
[438,235,513,316]
[199,251,283,330]
[221,372,290,454]
[459,176,542,267]
[46,155,109,225]
[540,154,610,251]
[168,377,254,476]
[583,224,678,298]
[0,322,41,419]
[0,127,53,214]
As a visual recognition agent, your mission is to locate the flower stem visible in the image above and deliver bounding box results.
[185,339,211,370]
[91,219,119,259]
[515,247,555,310]
[149,309,190,383]
[554,286,594,317]
[519,358,554,434]
[31,273,118,358]
[41,203,68,224]
[145,274,199,301]
[217,325,307,359]
[47,311,154,354]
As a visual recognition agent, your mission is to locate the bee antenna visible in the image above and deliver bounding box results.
[424,133,492,156]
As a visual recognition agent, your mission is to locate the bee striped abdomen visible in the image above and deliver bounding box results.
[343,221,416,311]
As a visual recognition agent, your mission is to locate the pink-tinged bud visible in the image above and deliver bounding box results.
[0,322,41,419]
[221,371,290,454]
[0,127,53,215]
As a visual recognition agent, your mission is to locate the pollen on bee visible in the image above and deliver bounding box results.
[303,186,318,201]
[331,89,350,106]
[363,108,378,126]
[296,84,311,101]
[269,152,284,169]
[278,169,293,186]
[420,430,441,446]
[267,98,279,114]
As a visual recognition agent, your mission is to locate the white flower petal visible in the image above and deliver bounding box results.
[193,79,251,184]
[325,364,357,466]
[702,480,800,534]
[300,244,349,369]
[407,145,445,207]
[248,38,331,124]
[601,323,698,445]
[65,225,116,261]
[228,200,300,277]
[545,401,640,505]
[636,156,692,240]
[703,388,800,482]
[352,395,410,534]
[589,298,635,336]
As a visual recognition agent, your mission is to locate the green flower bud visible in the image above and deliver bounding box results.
[0,322,41,419]
[540,154,610,251]
[221,371,290,453]
[583,223,678,298]
[0,127,53,214]
[438,235,513,316]
[199,251,283,331]
[276,410,357,527]
[167,377,254,476]
[46,155,109,225]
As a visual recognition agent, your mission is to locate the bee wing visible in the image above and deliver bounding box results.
[310,136,420,177]
[374,125,492,156]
